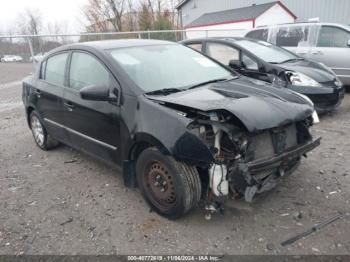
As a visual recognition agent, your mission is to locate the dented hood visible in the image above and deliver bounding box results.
[147,77,313,132]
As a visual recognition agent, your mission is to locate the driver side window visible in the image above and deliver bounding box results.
[206,42,240,66]
[242,53,259,71]
[317,26,350,48]
[69,52,110,90]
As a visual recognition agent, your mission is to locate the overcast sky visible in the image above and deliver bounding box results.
[0,0,89,34]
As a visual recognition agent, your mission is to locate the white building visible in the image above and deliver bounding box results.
[183,1,296,39]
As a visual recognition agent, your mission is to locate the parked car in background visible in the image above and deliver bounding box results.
[22,40,320,219]
[182,37,344,113]
[29,53,46,62]
[1,55,23,62]
[245,23,350,86]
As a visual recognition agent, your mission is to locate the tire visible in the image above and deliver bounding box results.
[136,147,201,219]
[29,111,60,150]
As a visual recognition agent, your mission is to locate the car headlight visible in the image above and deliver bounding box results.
[286,71,321,87]
[335,77,343,87]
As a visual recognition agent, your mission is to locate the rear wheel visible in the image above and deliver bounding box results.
[29,111,59,150]
[136,147,201,219]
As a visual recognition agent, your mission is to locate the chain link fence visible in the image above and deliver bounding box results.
[0,29,245,69]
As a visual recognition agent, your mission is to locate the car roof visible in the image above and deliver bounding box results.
[252,22,349,29]
[61,39,175,51]
[182,37,257,43]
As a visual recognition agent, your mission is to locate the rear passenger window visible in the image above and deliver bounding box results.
[206,43,240,66]
[45,53,68,86]
[276,26,309,47]
[69,52,110,90]
[246,29,268,41]
[317,26,350,47]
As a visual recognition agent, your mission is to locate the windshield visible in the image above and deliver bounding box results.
[109,44,233,92]
[234,39,299,64]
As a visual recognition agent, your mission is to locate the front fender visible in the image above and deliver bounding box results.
[123,95,214,166]
[172,131,214,166]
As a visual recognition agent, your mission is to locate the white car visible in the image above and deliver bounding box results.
[29,53,46,62]
[245,23,350,86]
[1,55,23,62]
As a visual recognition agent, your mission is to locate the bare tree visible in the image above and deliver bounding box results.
[125,0,137,31]
[83,0,127,32]
[83,0,109,32]
[20,9,43,35]
[147,0,156,24]
[104,0,126,32]
[46,21,70,44]
[82,0,178,33]
[16,9,43,53]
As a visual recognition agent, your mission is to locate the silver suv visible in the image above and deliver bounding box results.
[245,23,350,86]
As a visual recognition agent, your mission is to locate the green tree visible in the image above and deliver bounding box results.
[153,11,172,30]
[138,3,153,31]
[152,9,175,40]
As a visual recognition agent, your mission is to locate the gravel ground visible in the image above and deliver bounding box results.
[0,63,349,255]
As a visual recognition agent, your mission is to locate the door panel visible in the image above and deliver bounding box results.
[63,51,121,165]
[36,53,69,142]
[310,26,350,85]
[63,89,121,165]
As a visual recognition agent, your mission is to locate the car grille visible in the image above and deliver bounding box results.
[308,88,344,108]
[246,124,297,161]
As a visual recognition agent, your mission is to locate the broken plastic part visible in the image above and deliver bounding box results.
[209,164,229,197]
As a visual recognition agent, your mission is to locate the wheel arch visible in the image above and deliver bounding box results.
[26,105,37,128]
[129,133,171,161]
[122,132,171,188]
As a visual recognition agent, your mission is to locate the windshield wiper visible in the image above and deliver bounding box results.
[187,77,233,90]
[146,88,183,96]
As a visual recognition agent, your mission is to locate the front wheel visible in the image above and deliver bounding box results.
[29,111,59,150]
[136,147,201,219]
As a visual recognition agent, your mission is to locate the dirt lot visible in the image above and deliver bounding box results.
[0,63,349,255]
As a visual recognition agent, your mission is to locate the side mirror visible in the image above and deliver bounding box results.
[347,39,350,47]
[80,85,118,102]
[229,59,244,70]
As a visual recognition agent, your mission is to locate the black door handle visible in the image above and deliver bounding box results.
[64,101,75,111]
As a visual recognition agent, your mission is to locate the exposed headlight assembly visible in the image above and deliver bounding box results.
[286,71,321,87]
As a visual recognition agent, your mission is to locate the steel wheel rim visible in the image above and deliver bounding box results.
[144,161,177,208]
[31,115,44,146]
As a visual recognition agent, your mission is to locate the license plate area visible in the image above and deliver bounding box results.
[271,130,288,154]
[270,125,297,155]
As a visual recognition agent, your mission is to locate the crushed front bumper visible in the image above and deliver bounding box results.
[230,137,321,202]
[246,137,321,173]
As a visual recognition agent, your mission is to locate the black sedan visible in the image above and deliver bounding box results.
[22,40,320,219]
[181,37,345,113]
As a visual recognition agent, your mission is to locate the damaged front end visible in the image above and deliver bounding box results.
[185,109,320,217]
